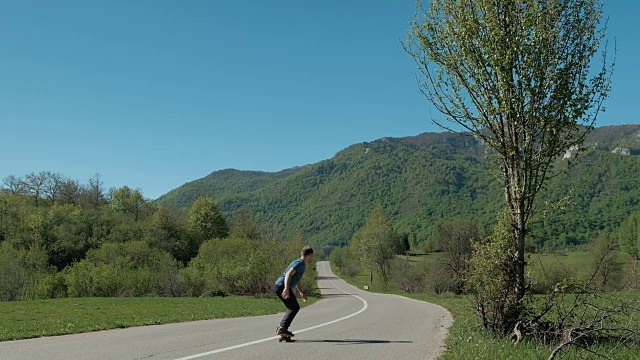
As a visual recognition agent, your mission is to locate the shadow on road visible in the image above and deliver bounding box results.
[293,339,412,344]
[319,293,353,298]
[317,276,339,280]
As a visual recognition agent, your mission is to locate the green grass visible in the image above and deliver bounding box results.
[335,263,640,360]
[528,251,598,279]
[0,296,317,341]
[413,292,640,360]
[407,294,553,360]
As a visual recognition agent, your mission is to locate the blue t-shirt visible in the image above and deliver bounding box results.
[275,258,306,288]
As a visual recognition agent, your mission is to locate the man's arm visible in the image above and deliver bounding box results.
[282,268,296,299]
[295,282,307,301]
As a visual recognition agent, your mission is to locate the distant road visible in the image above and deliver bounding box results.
[0,261,452,360]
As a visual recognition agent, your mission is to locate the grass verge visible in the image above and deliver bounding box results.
[0,296,316,342]
[335,267,639,360]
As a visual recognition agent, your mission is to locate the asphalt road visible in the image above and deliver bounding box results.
[0,261,452,360]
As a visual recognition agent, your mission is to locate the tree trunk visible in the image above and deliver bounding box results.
[514,216,526,300]
[504,161,527,302]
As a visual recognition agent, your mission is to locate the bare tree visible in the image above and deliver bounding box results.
[404,0,613,314]
[59,179,83,205]
[85,173,105,208]
[435,218,481,294]
[23,171,49,206]
[2,175,26,196]
[42,172,64,204]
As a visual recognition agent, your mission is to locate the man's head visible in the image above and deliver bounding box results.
[301,246,314,263]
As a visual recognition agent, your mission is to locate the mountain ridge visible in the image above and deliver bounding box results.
[156,124,640,252]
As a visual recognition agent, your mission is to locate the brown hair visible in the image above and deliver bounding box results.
[301,246,314,256]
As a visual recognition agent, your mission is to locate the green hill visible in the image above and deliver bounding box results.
[155,124,640,252]
[156,167,305,209]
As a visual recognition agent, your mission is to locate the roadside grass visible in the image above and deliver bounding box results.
[0,296,317,342]
[414,292,640,360]
[335,263,640,360]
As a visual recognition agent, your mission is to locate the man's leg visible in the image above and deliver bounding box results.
[273,285,300,329]
[279,289,300,328]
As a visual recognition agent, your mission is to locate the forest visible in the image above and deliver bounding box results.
[0,174,312,301]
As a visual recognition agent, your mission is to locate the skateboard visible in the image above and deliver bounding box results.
[276,327,295,342]
[278,334,294,342]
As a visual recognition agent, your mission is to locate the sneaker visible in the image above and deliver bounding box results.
[276,327,294,337]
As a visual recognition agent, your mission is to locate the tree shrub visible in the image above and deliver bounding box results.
[467,211,526,335]
[182,236,315,297]
[391,257,429,293]
[0,242,55,301]
[64,241,181,297]
[34,272,68,299]
[329,246,361,277]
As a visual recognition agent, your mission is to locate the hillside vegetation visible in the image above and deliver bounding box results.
[156,124,640,252]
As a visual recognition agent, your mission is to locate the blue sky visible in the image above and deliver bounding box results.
[1,1,638,200]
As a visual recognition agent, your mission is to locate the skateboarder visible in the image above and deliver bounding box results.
[273,246,314,337]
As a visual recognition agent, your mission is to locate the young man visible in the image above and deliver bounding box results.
[273,246,314,336]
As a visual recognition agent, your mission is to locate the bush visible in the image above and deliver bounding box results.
[329,246,361,277]
[425,258,459,295]
[623,258,639,290]
[0,242,55,301]
[391,257,429,293]
[34,272,67,299]
[467,210,525,335]
[588,233,624,291]
[178,264,206,297]
[433,217,479,294]
[181,237,249,297]
[181,236,316,298]
[64,241,181,297]
[0,242,29,301]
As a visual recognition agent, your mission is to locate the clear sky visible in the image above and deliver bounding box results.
[1,1,638,200]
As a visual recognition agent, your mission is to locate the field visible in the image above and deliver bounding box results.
[528,251,603,280]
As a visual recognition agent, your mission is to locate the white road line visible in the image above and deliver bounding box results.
[173,262,368,360]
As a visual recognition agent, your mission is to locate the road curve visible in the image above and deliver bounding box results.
[0,261,452,360]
